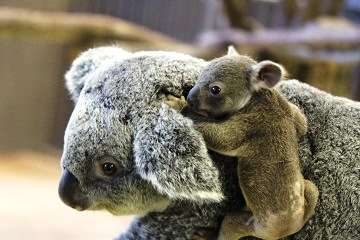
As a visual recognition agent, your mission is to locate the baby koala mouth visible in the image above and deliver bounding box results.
[193,108,210,118]
[187,101,210,118]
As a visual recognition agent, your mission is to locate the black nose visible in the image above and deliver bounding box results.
[58,169,89,211]
[187,94,199,110]
[187,100,195,108]
[187,86,201,109]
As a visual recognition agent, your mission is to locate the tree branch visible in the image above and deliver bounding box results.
[0,7,359,59]
[198,17,360,49]
[0,7,189,51]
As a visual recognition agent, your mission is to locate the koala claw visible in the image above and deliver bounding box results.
[163,95,188,112]
[191,228,218,240]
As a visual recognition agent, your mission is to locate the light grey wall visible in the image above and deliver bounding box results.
[0,0,71,151]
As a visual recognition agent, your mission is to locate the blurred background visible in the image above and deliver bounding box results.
[0,0,359,239]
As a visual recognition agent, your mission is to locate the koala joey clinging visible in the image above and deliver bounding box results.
[166,47,319,240]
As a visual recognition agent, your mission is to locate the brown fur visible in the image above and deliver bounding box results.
[165,47,318,240]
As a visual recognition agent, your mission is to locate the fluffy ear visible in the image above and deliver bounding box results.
[251,60,286,89]
[227,45,240,56]
[133,104,224,203]
[65,47,130,103]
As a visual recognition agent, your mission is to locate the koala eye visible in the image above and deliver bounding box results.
[210,86,221,95]
[101,163,117,176]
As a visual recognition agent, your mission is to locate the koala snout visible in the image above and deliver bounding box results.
[187,99,196,109]
[58,169,89,211]
[187,86,200,109]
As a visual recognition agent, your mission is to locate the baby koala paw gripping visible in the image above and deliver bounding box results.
[163,95,188,112]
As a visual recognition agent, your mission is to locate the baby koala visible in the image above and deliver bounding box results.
[165,47,319,240]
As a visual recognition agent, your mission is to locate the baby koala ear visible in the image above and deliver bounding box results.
[65,47,130,103]
[251,60,286,89]
[133,104,224,203]
[227,45,240,56]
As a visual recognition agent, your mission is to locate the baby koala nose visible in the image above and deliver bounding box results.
[187,97,199,110]
[187,86,200,109]
[187,100,195,109]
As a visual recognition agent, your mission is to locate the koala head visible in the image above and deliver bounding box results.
[58,47,224,216]
[187,46,286,119]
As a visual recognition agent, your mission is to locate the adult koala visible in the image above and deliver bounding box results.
[58,46,360,239]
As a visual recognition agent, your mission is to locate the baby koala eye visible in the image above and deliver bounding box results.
[210,85,221,95]
[102,162,117,176]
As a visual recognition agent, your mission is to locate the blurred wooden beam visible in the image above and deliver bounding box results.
[198,17,360,49]
[0,7,359,59]
[0,7,189,51]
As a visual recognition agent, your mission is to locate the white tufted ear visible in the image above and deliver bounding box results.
[133,104,224,203]
[227,45,240,56]
[65,46,131,103]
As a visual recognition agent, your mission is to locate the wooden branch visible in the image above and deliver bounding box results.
[198,17,360,49]
[0,7,189,51]
[1,7,359,60]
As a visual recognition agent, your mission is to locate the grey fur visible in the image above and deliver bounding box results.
[60,47,359,239]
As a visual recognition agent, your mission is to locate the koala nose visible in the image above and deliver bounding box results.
[187,99,195,109]
[58,169,89,211]
[187,86,199,109]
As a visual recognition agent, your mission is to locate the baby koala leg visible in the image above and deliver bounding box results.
[302,179,319,223]
[218,201,315,240]
[218,210,300,240]
[217,210,256,240]
[191,228,218,240]
[163,95,188,112]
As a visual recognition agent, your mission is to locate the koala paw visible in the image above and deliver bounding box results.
[163,95,188,112]
[192,228,218,240]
